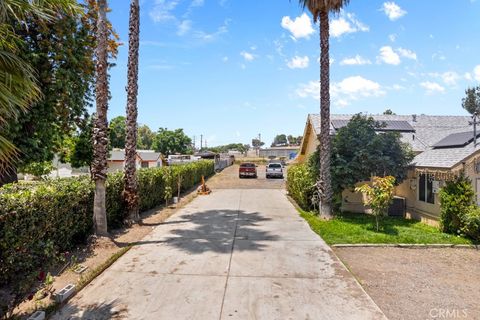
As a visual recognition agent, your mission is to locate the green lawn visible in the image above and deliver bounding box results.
[300,210,473,245]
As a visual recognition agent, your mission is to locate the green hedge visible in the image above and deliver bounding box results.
[0,160,214,286]
[286,163,315,211]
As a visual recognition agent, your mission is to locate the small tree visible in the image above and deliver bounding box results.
[462,86,480,115]
[355,176,395,231]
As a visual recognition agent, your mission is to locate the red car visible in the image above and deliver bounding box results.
[239,162,257,178]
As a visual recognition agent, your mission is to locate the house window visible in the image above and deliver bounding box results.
[141,161,149,168]
[418,173,434,204]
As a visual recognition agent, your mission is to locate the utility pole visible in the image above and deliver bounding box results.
[200,134,203,151]
[193,136,196,151]
[470,112,479,147]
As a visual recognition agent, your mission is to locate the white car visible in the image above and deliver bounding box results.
[266,163,284,179]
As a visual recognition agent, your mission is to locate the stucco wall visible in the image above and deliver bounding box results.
[296,124,319,163]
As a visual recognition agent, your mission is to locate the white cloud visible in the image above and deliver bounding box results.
[191,0,204,7]
[397,48,417,60]
[296,76,384,106]
[222,56,229,62]
[465,72,473,81]
[474,65,480,81]
[177,20,192,36]
[330,12,369,38]
[420,81,445,94]
[193,20,229,42]
[378,46,400,65]
[241,51,255,61]
[441,72,460,86]
[382,2,407,21]
[287,56,309,69]
[281,13,314,40]
[389,34,397,42]
[150,0,180,23]
[340,55,371,66]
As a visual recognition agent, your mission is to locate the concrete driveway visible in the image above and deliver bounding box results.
[53,188,386,320]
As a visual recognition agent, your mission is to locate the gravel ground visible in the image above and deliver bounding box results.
[208,164,286,189]
[334,247,480,320]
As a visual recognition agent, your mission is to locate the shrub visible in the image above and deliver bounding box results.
[355,176,396,231]
[439,175,474,234]
[0,160,215,287]
[287,163,315,210]
[462,207,480,241]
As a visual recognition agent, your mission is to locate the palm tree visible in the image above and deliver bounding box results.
[92,0,109,236]
[297,0,350,219]
[124,0,140,223]
[0,0,78,176]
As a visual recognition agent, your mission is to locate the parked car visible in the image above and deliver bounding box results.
[239,162,257,178]
[266,163,284,179]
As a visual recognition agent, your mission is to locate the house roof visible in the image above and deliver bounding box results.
[108,150,161,162]
[138,151,161,161]
[109,150,125,161]
[308,114,471,153]
[412,139,480,169]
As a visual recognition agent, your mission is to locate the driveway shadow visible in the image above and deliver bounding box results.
[160,209,280,254]
[52,300,128,320]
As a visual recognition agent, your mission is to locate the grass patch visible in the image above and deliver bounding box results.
[300,210,473,245]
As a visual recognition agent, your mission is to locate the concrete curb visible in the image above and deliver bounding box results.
[332,243,479,249]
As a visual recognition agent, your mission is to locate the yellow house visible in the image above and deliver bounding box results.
[297,113,475,225]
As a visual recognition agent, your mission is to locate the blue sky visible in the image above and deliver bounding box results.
[106,0,480,147]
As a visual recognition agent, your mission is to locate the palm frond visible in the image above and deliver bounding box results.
[0,0,81,24]
[296,0,350,22]
[0,134,19,173]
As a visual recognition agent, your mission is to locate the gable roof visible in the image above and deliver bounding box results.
[138,151,161,161]
[308,114,471,153]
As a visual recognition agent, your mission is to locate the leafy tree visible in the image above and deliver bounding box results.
[124,0,141,222]
[204,143,249,154]
[109,116,126,149]
[152,128,193,156]
[355,176,395,231]
[287,135,303,146]
[309,114,413,207]
[0,0,78,173]
[383,109,395,115]
[272,134,288,146]
[1,0,118,185]
[462,86,480,115]
[59,117,94,170]
[137,125,155,149]
[297,0,351,220]
[19,161,55,180]
[252,138,265,148]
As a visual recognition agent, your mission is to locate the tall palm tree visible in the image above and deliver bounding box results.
[124,0,140,223]
[0,0,78,176]
[297,0,350,219]
[92,0,109,236]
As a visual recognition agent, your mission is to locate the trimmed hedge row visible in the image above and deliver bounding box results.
[286,163,315,211]
[0,160,214,286]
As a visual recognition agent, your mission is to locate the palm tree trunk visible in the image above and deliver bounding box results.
[124,0,140,223]
[318,9,333,219]
[91,0,109,236]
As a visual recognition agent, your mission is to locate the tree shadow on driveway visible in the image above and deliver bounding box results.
[152,209,280,254]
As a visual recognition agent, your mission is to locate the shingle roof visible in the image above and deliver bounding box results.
[108,150,161,162]
[308,114,471,153]
[109,150,125,161]
[412,141,480,169]
[138,151,161,161]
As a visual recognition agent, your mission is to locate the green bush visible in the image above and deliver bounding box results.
[286,163,315,210]
[462,207,480,241]
[0,160,215,286]
[439,175,474,234]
